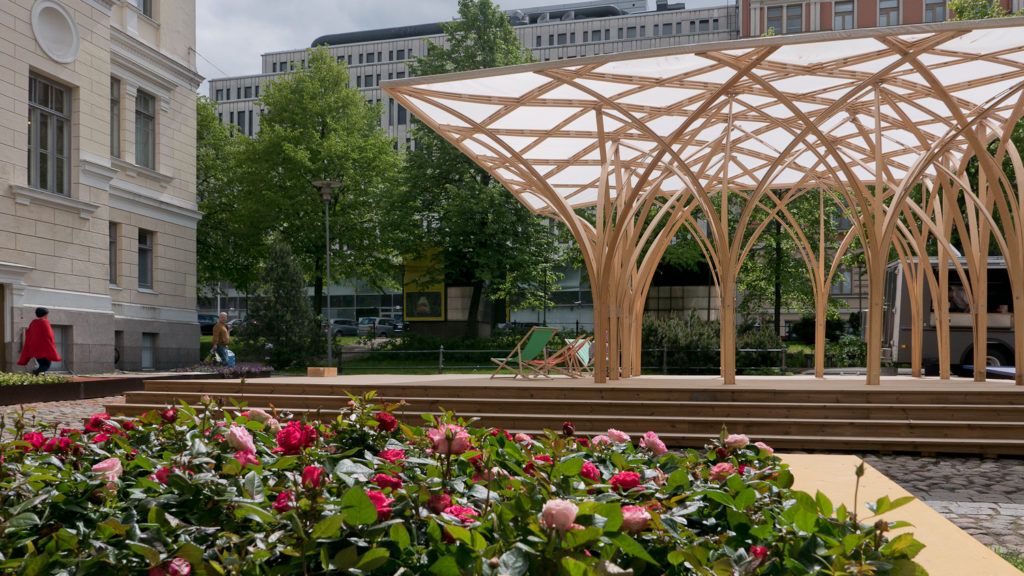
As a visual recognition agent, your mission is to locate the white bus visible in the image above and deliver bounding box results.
[883,257,1015,369]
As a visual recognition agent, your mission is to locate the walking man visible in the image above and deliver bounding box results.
[212,312,230,365]
[18,307,61,375]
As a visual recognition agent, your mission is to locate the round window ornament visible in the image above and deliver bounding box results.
[31,0,81,64]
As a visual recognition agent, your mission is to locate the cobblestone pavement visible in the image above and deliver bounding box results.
[2,398,1022,557]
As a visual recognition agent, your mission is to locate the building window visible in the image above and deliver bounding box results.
[376,73,381,86]
[698,19,710,32]
[626,26,637,38]
[617,27,624,39]
[548,34,554,45]
[135,90,155,169]
[347,55,352,65]
[536,35,542,47]
[831,270,854,294]
[389,99,394,126]
[248,110,253,136]
[397,104,407,125]
[236,87,241,99]
[135,0,151,17]
[639,25,645,37]
[675,22,682,33]
[141,332,156,370]
[229,111,234,124]
[358,53,364,64]
[557,32,567,45]
[835,1,855,28]
[109,222,118,285]
[138,229,154,290]
[364,74,372,87]
[663,23,672,35]
[237,110,245,134]
[924,0,946,21]
[27,75,71,195]
[604,28,610,39]
[389,50,393,60]
[255,85,259,97]
[397,49,405,60]
[583,30,589,41]
[713,18,720,30]
[570,31,576,43]
[367,52,375,64]
[244,86,252,99]
[110,78,120,158]
[593,28,601,41]
[357,76,362,88]
[689,20,697,33]
[786,5,802,33]
[215,88,223,100]
[396,71,405,79]
[879,0,899,25]
[377,52,382,62]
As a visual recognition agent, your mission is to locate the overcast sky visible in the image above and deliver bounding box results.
[195,0,650,94]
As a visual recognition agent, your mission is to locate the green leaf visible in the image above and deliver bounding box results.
[700,490,736,509]
[558,457,584,476]
[734,488,756,510]
[816,490,834,516]
[883,533,925,559]
[233,502,277,524]
[174,543,206,571]
[776,468,795,489]
[5,513,40,529]
[499,548,529,576]
[265,455,299,470]
[390,523,411,549]
[242,470,265,500]
[667,469,690,490]
[446,524,473,547]
[341,487,378,526]
[597,503,623,533]
[128,541,161,565]
[560,556,588,576]
[565,526,602,548]
[20,553,50,576]
[667,549,686,566]
[311,514,345,540]
[356,548,390,571]
[611,452,628,470]
[332,546,358,572]
[429,556,461,576]
[609,533,660,566]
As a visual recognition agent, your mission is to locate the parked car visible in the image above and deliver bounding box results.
[357,317,396,337]
[330,318,358,338]
[198,314,218,335]
[394,320,411,333]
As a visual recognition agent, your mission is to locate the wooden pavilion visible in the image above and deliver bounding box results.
[382,18,1024,385]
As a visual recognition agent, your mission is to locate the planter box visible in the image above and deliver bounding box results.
[0,373,265,406]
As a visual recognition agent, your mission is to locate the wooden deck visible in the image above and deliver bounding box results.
[107,373,1024,456]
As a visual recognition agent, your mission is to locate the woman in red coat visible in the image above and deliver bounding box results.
[18,307,61,375]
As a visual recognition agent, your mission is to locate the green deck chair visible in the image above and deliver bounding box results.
[490,326,559,379]
[566,337,594,377]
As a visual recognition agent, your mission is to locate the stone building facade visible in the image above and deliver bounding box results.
[1,0,202,373]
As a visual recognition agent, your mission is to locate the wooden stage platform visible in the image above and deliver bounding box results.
[107,373,1024,456]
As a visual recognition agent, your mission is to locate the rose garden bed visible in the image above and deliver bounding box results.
[0,393,926,575]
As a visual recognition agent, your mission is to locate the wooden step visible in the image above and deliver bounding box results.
[123,390,1024,422]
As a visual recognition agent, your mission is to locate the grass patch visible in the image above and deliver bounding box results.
[997,549,1024,572]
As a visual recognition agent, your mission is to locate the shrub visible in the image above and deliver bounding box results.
[789,315,846,345]
[0,396,926,575]
[0,372,69,387]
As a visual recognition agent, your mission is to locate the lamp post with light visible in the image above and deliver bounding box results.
[313,179,341,367]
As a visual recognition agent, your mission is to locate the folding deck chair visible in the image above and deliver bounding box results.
[566,337,594,377]
[530,336,591,377]
[490,326,559,379]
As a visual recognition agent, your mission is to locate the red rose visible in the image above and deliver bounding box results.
[562,421,575,436]
[491,429,513,441]
[378,449,406,463]
[750,546,768,559]
[22,432,45,451]
[609,471,642,493]
[275,421,317,455]
[373,473,403,491]
[234,450,260,467]
[580,461,600,482]
[160,408,177,424]
[85,413,110,432]
[302,465,325,489]
[367,490,393,521]
[576,437,590,447]
[153,467,172,485]
[443,505,479,524]
[43,437,73,453]
[428,493,452,514]
[524,455,553,476]
[375,412,399,432]
[90,434,110,444]
[273,491,295,513]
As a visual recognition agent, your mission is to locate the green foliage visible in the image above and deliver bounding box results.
[948,0,1017,19]
[995,548,1024,571]
[826,334,868,368]
[234,47,402,300]
[0,396,927,575]
[395,0,569,332]
[0,372,69,387]
[788,314,847,345]
[243,240,318,369]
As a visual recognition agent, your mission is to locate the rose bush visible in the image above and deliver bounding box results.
[0,395,925,575]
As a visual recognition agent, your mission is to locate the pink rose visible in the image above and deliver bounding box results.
[621,505,651,533]
[234,450,260,467]
[302,466,325,489]
[524,455,553,476]
[750,546,768,559]
[541,499,578,531]
[167,558,191,576]
[378,449,406,463]
[373,473,403,491]
[273,491,295,513]
[609,471,642,493]
[375,412,399,432]
[226,424,256,453]
[755,441,774,456]
[710,462,737,481]
[367,490,394,521]
[22,432,45,451]
[607,429,631,444]
[267,418,282,434]
[580,461,600,482]
[514,433,533,444]
[427,424,471,455]
[592,435,611,446]
[428,493,452,514]
[92,457,123,482]
[640,431,668,456]
[724,434,749,450]
[443,505,479,524]
[275,421,316,455]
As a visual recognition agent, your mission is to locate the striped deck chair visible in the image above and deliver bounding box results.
[566,337,594,377]
[490,326,558,379]
[531,336,591,377]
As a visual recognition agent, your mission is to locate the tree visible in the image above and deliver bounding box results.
[947,0,1016,19]
[396,0,568,336]
[245,240,318,369]
[235,47,403,315]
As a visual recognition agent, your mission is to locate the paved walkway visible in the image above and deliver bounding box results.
[2,397,1022,557]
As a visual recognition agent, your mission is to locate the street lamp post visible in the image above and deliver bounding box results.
[313,179,341,368]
